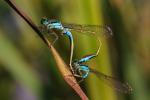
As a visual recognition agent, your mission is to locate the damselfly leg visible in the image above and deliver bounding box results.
[39,25,59,46]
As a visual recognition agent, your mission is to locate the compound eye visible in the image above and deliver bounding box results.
[41,17,48,24]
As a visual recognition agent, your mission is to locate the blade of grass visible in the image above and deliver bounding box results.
[4,0,88,99]
[0,31,41,99]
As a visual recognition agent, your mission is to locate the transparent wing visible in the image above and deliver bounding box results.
[63,23,113,38]
[90,68,133,94]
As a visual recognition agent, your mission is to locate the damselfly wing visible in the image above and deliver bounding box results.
[90,68,133,93]
[63,23,113,38]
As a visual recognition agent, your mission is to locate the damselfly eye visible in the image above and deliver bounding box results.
[41,17,48,25]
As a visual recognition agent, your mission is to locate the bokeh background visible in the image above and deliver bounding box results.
[0,0,150,100]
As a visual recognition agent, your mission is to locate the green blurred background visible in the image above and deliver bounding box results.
[0,0,150,100]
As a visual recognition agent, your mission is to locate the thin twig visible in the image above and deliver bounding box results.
[4,0,88,99]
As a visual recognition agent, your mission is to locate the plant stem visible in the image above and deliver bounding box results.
[4,0,88,99]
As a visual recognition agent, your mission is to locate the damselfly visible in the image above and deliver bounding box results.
[40,17,112,73]
[40,17,74,72]
[72,38,133,93]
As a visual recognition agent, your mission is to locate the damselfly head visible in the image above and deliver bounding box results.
[41,17,49,25]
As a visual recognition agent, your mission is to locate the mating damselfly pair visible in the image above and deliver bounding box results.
[40,17,133,93]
